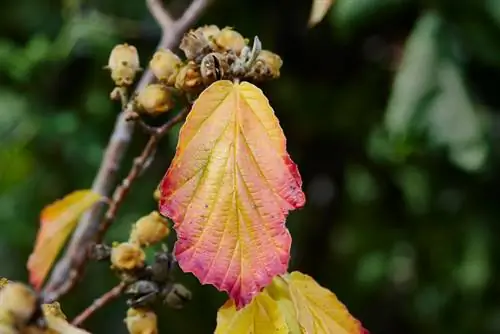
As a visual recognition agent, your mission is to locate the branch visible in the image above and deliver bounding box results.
[71,282,126,327]
[42,0,213,303]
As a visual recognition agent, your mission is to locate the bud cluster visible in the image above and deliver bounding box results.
[106,26,283,119]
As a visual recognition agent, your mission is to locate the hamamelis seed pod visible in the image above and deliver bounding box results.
[107,44,141,86]
[214,27,247,55]
[125,308,158,334]
[129,211,170,247]
[136,84,175,116]
[149,49,182,85]
[165,284,192,309]
[0,282,37,327]
[111,242,146,271]
[175,61,203,92]
[257,50,283,77]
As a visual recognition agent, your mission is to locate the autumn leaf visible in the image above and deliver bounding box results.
[309,0,335,27]
[216,291,289,334]
[286,272,367,334]
[159,80,305,308]
[27,190,102,290]
[215,271,367,334]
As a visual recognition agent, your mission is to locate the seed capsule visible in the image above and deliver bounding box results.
[214,27,247,55]
[136,84,175,116]
[111,242,145,271]
[107,44,141,86]
[149,49,182,86]
[164,283,192,309]
[247,49,283,81]
[125,308,158,334]
[174,61,203,92]
[129,211,170,247]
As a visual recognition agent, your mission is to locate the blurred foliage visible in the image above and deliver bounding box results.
[2,0,500,333]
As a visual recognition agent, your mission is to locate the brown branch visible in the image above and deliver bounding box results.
[41,0,213,303]
[71,282,126,327]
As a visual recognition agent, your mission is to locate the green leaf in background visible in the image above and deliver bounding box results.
[383,11,488,171]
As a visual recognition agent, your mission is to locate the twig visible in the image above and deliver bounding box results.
[42,0,213,303]
[71,282,126,327]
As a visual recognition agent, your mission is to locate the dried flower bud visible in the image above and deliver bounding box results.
[214,27,247,55]
[164,283,192,309]
[180,30,209,61]
[125,308,158,334]
[107,44,141,87]
[136,84,175,116]
[149,49,182,85]
[129,211,170,247]
[247,50,283,81]
[111,242,145,271]
[174,61,203,92]
[199,25,221,41]
[0,282,37,327]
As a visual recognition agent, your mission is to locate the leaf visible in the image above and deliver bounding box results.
[27,190,102,290]
[159,80,305,308]
[309,0,334,27]
[215,272,367,334]
[384,12,442,138]
[286,272,367,334]
[215,291,289,334]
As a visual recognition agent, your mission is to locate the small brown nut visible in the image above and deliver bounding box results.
[149,49,182,85]
[214,27,247,55]
[175,61,203,92]
[125,308,158,334]
[111,242,145,270]
[129,211,170,247]
[136,84,175,116]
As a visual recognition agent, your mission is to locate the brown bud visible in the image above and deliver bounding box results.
[0,282,37,327]
[149,49,182,85]
[107,44,141,87]
[125,308,158,334]
[180,30,209,61]
[165,283,192,309]
[129,211,170,247]
[111,242,145,271]
[247,50,283,81]
[214,27,247,55]
[174,61,203,92]
[136,84,175,116]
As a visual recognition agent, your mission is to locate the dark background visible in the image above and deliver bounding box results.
[2,0,500,333]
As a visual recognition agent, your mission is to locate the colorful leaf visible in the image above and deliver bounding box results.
[27,190,102,290]
[286,272,367,334]
[215,272,367,334]
[309,0,334,27]
[159,80,305,308]
[215,291,289,334]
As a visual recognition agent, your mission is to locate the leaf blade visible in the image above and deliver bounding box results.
[27,190,102,290]
[286,272,367,334]
[159,80,305,308]
[215,291,289,334]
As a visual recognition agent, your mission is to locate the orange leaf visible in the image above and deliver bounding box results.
[27,190,102,290]
[159,80,305,308]
[308,0,334,27]
[286,272,367,334]
[215,291,289,333]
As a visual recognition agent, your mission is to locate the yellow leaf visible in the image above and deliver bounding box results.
[27,190,102,290]
[308,0,334,27]
[286,272,366,334]
[215,291,289,334]
[159,80,305,307]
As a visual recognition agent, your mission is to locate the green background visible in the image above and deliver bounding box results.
[2,0,500,333]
